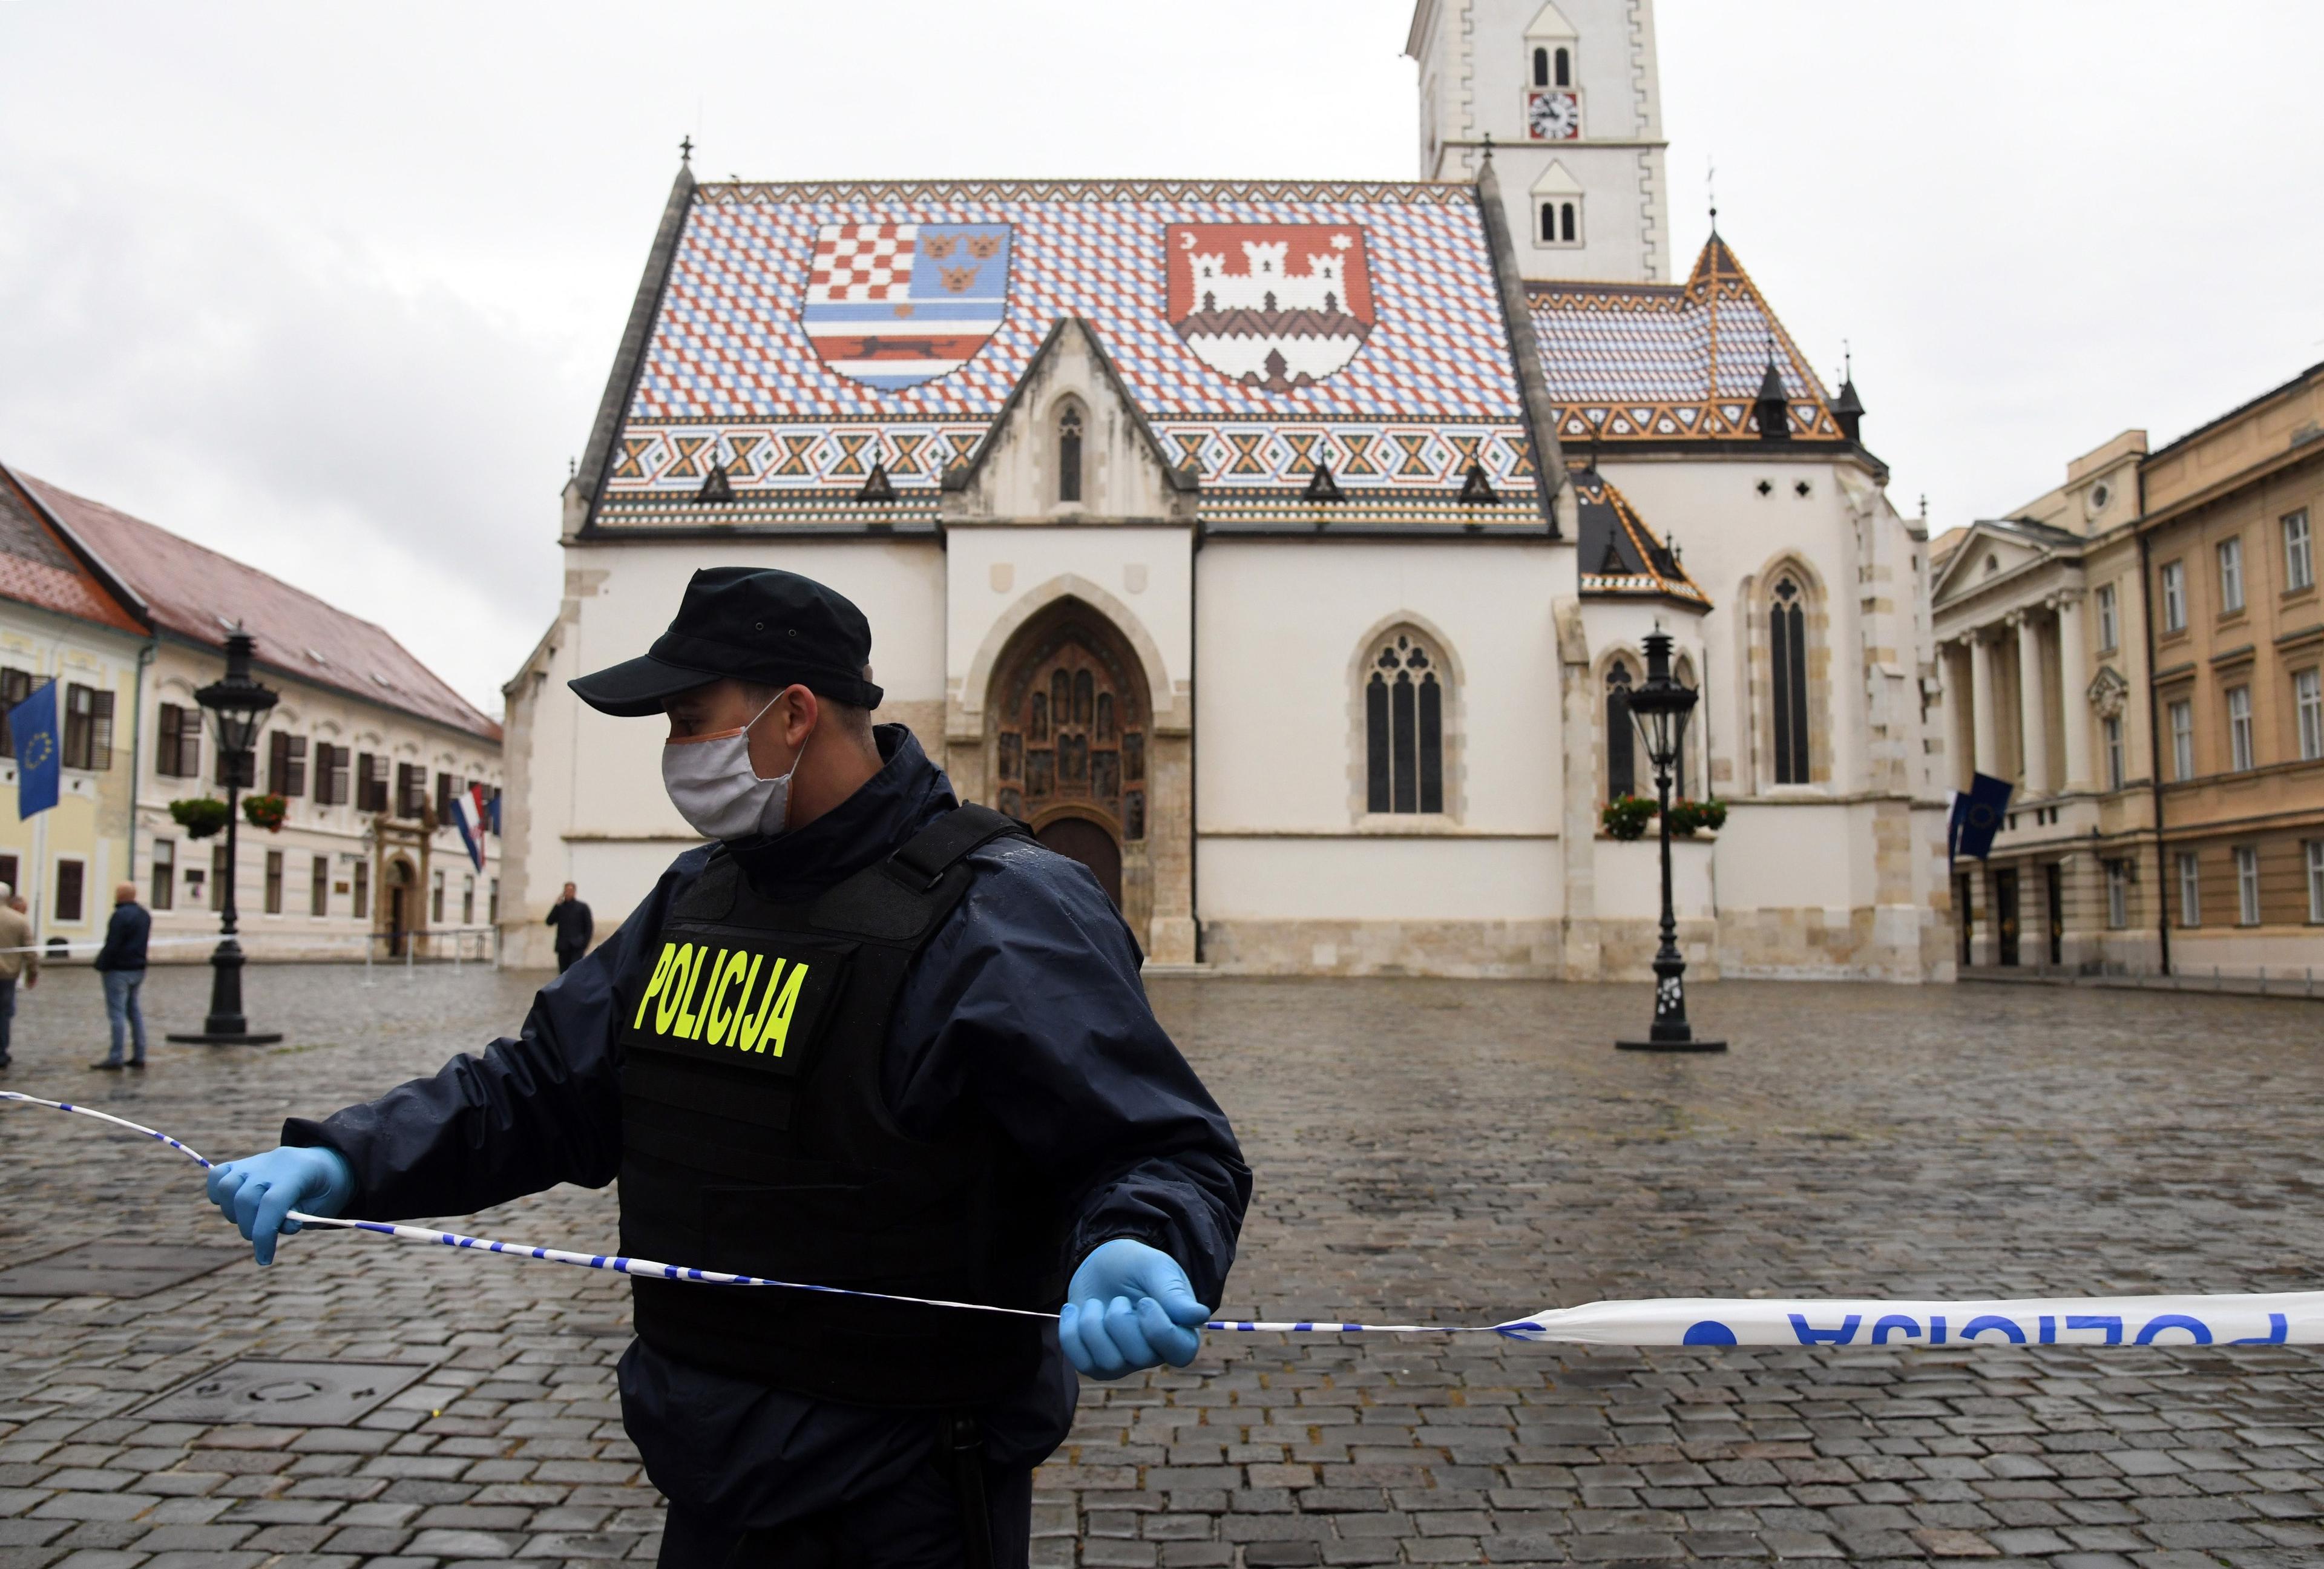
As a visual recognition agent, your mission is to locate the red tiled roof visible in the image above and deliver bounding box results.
[0,470,145,635]
[13,470,499,742]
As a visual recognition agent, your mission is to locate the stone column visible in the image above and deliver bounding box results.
[1969,634,1998,779]
[2014,611,2048,795]
[2055,592,2093,791]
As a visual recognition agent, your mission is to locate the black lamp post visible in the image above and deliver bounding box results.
[1617,628,1725,1053]
[165,628,284,1046]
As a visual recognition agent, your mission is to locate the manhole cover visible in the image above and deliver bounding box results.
[138,1360,427,1426]
[0,1241,243,1299]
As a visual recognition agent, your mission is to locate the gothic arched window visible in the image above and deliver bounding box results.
[1532,46,1549,86]
[1770,576,1811,784]
[1541,200,1579,245]
[1606,659,1636,801]
[1058,404,1084,504]
[1365,631,1446,815]
[1554,46,1571,86]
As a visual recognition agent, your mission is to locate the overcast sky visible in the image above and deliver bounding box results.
[3,2,2319,716]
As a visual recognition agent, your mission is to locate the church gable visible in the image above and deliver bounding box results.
[939,320,1196,524]
[1525,234,1849,447]
[585,177,1548,535]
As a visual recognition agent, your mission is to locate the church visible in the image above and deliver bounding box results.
[499,0,1952,981]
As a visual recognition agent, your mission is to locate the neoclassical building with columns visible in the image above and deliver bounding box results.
[497,1,1951,979]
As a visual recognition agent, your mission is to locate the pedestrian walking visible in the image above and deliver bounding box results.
[545,881,592,973]
[0,884,37,1070]
[208,567,1249,1569]
[90,881,150,1071]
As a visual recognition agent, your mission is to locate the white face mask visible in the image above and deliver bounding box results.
[661,696,811,841]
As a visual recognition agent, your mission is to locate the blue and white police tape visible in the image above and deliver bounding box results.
[8,1089,2322,1347]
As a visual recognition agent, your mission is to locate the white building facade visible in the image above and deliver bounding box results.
[500,2,1949,981]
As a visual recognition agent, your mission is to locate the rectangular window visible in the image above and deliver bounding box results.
[0,854,18,900]
[53,858,84,923]
[2160,560,2186,632]
[2287,510,2314,593]
[2103,715,2125,790]
[150,838,175,912]
[0,668,34,757]
[2227,685,2254,771]
[264,850,284,915]
[462,875,475,926]
[2095,583,2119,651]
[430,868,445,923]
[397,763,426,818]
[2218,536,2245,614]
[61,683,113,771]
[211,843,229,913]
[157,702,203,777]
[2235,845,2260,926]
[353,752,380,811]
[2168,699,2194,780]
[268,732,308,797]
[2297,668,2323,763]
[488,877,499,924]
[2309,841,2324,923]
[2176,850,2200,927]
[352,860,370,919]
[435,771,460,824]
[310,854,329,917]
[2105,860,2129,929]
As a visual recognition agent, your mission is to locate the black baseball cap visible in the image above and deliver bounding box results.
[568,567,885,717]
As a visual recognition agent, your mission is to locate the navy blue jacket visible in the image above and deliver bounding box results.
[93,899,149,972]
[285,728,1248,1534]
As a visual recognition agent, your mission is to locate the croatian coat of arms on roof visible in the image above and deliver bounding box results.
[1166,224,1374,393]
[802,222,1013,390]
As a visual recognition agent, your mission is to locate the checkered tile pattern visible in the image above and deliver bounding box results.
[805,224,916,304]
[610,182,1531,501]
[1526,237,1845,444]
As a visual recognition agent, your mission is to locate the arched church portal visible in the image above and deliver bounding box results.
[986,603,1151,929]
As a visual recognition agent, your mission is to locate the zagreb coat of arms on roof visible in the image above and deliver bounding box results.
[802,222,1013,390]
[1166,224,1374,393]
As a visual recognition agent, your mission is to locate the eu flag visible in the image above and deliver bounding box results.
[10,681,58,821]
[1948,771,2014,861]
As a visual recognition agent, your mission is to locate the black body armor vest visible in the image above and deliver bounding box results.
[615,805,1068,1407]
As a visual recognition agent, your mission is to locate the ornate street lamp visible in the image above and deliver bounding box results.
[1617,628,1725,1053]
[165,628,284,1046]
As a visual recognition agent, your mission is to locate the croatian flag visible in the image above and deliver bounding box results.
[801,222,1013,390]
[451,782,493,873]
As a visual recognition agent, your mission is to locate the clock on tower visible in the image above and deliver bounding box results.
[1525,89,1580,141]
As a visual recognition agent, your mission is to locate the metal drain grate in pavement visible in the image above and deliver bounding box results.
[138,1359,428,1426]
[0,1240,243,1298]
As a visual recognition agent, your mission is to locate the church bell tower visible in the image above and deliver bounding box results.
[1406,0,1672,283]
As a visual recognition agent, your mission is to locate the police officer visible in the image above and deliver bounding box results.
[205,568,1251,1568]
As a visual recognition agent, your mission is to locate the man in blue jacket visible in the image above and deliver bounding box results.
[90,880,151,1071]
[204,567,1250,1568]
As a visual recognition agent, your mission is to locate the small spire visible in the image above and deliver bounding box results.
[1480,130,1494,168]
[1705,156,1718,234]
[1754,357,1791,443]
[679,134,694,166]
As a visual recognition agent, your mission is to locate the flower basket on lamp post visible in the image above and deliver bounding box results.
[1615,628,1725,1053]
[165,627,284,1047]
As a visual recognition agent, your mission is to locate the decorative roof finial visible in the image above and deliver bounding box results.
[1706,156,1718,233]
[1480,130,1494,168]
[679,134,694,166]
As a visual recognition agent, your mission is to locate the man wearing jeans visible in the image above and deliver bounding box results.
[91,881,149,1071]
[0,884,36,1070]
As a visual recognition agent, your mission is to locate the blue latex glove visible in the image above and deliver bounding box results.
[1059,1238,1211,1379]
[205,1145,355,1266]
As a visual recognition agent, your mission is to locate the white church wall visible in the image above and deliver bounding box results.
[1192,538,1569,976]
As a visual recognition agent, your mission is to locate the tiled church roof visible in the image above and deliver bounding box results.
[591,178,1544,531]
[1527,235,1848,446]
[1571,464,1709,607]
[0,467,146,636]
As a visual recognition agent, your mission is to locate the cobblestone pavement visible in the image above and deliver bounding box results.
[3,965,2323,1568]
